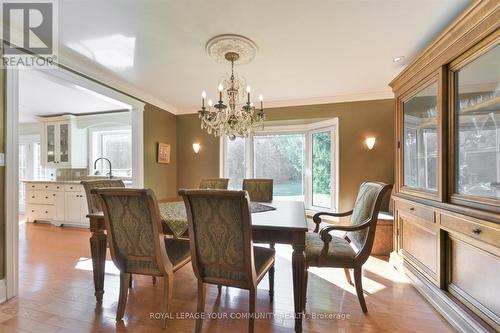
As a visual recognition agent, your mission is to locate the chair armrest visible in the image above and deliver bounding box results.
[319,218,372,243]
[312,210,353,233]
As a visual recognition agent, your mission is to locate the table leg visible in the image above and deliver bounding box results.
[90,218,107,303]
[292,233,306,333]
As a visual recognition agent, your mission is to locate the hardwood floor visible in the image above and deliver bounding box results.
[0,222,455,332]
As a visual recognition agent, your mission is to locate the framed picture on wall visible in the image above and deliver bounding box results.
[157,143,171,164]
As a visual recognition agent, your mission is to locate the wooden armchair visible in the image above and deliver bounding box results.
[179,189,275,333]
[199,178,229,189]
[94,188,191,329]
[305,182,392,313]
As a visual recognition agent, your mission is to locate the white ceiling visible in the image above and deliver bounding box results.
[18,69,128,123]
[56,0,474,114]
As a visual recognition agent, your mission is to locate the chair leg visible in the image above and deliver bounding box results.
[161,274,173,329]
[270,242,275,250]
[152,276,157,284]
[195,282,206,333]
[129,274,133,288]
[354,266,367,313]
[217,285,222,294]
[116,272,130,321]
[269,265,275,303]
[303,269,308,310]
[344,268,353,285]
[248,289,256,333]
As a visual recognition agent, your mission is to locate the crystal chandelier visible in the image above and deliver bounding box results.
[198,51,265,140]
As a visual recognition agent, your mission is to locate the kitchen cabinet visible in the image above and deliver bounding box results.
[25,181,89,227]
[41,115,87,169]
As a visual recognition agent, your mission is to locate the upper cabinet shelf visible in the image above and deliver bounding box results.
[40,115,88,169]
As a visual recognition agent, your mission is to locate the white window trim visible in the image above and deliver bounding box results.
[220,118,339,212]
[88,126,133,178]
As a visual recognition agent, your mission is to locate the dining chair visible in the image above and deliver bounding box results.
[199,178,229,189]
[305,182,392,313]
[81,179,157,286]
[179,189,275,333]
[242,179,273,202]
[81,179,125,214]
[94,188,191,329]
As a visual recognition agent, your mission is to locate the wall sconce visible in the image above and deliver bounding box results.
[366,137,376,150]
[192,143,201,154]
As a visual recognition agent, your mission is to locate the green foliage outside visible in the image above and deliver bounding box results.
[312,132,331,195]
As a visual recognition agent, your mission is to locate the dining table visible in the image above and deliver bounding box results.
[87,200,308,332]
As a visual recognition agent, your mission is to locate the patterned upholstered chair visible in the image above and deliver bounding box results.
[93,188,191,329]
[81,180,155,286]
[199,178,229,189]
[81,179,125,214]
[242,179,273,202]
[179,189,275,333]
[305,182,392,313]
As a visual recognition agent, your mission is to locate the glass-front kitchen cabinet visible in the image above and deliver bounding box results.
[40,116,88,169]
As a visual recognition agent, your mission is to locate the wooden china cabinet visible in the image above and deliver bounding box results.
[389,1,499,332]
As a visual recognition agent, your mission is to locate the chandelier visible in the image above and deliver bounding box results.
[198,50,265,140]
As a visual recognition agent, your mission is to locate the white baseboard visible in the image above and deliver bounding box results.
[0,279,7,304]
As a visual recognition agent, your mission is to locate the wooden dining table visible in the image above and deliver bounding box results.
[88,200,308,332]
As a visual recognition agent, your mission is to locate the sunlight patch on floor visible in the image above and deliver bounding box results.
[74,257,120,275]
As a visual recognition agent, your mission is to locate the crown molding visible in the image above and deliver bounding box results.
[175,90,394,115]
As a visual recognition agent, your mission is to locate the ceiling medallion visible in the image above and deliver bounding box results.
[198,34,265,140]
[205,34,258,65]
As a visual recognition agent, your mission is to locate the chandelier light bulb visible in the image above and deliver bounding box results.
[250,102,254,107]
[218,83,223,92]
[202,91,206,99]
[259,94,263,101]
[246,85,251,93]
[208,99,213,107]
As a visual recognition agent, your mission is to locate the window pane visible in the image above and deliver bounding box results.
[226,137,245,189]
[102,132,132,177]
[403,82,438,191]
[455,44,500,200]
[254,134,305,201]
[312,131,331,208]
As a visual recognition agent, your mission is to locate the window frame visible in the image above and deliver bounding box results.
[220,118,339,212]
[88,126,133,179]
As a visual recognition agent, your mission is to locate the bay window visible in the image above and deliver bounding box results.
[221,119,338,211]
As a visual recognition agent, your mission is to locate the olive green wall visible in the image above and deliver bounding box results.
[176,99,395,211]
[176,114,220,190]
[143,104,178,199]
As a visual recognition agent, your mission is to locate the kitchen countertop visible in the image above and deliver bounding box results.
[22,179,133,185]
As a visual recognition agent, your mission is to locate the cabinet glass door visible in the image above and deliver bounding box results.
[59,123,69,163]
[46,124,56,164]
[454,43,500,201]
[402,81,438,192]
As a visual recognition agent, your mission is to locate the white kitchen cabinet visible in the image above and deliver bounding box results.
[25,181,89,227]
[41,116,88,169]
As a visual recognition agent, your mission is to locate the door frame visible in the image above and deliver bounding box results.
[4,66,145,301]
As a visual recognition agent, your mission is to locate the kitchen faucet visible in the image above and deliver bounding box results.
[93,157,113,179]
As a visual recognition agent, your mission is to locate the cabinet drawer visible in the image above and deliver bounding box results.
[64,184,82,192]
[26,204,55,220]
[25,183,63,191]
[397,201,435,223]
[26,190,56,205]
[441,214,500,248]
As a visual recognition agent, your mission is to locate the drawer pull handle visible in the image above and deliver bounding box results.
[45,196,48,199]
[31,210,35,213]
[31,196,35,198]
[45,211,48,214]
[472,228,481,235]
[52,194,56,197]
[409,207,415,211]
